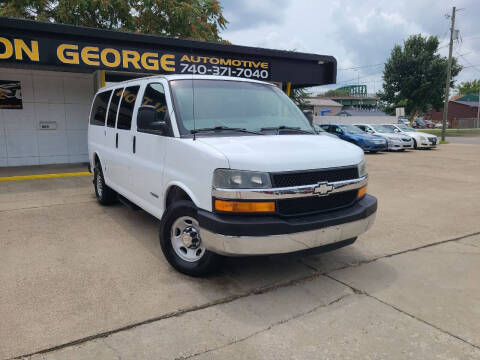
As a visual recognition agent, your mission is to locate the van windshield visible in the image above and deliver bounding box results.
[170,79,314,136]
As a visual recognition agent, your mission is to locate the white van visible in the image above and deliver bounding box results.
[88,75,377,276]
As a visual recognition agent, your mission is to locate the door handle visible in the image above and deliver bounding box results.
[115,133,118,148]
[133,135,136,154]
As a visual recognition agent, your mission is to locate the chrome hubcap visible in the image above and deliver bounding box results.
[171,216,205,262]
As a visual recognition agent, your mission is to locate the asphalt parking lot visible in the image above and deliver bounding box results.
[1,143,480,360]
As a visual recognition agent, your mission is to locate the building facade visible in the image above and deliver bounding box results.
[0,18,337,166]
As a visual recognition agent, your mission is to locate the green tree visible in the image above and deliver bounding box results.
[0,0,227,42]
[289,87,310,110]
[379,34,462,120]
[456,79,480,95]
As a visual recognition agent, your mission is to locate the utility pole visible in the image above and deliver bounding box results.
[441,6,456,141]
[477,85,480,128]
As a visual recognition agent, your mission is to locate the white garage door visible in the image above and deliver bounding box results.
[0,68,94,166]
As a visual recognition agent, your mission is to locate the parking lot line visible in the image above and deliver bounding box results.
[0,171,91,182]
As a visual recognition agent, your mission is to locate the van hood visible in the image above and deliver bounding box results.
[197,134,364,172]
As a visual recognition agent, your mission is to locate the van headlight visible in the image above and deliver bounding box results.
[213,169,272,189]
[358,159,367,177]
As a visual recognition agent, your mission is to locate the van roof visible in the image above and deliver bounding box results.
[98,75,273,92]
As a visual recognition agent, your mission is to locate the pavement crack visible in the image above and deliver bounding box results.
[324,274,480,351]
[308,231,480,275]
[174,293,353,360]
[9,273,325,360]
[10,230,480,360]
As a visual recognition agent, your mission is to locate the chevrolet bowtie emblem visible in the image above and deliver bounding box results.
[313,182,334,196]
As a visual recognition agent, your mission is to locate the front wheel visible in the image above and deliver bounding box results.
[94,160,117,205]
[159,200,221,277]
[413,138,418,149]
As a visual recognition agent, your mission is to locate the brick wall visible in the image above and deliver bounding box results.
[425,101,478,121]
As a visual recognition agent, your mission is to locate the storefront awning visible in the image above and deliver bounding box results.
[0,17,336,88]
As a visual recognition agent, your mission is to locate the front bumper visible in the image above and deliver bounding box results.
[198,194,377,256]
[361,142,388,152]
[417,137,437,148]
[387,138,413,150]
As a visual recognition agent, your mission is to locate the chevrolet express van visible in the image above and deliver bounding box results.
[88,75,377,276]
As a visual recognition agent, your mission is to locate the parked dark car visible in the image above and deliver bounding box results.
[320,124,388,153]
[423,120,434,128]
[412,118,427,128]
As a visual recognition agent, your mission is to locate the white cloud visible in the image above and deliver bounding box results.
[220,0,480,92]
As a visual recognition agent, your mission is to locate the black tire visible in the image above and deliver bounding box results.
[370,150,378,153]
[413,138,418,149]
[93,160,117,205]
[159,200,221,277]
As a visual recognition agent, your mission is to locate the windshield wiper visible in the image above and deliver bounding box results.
[260,126,314,135]
[191,126,264,135]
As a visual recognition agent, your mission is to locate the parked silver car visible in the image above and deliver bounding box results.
[354,124,414,151]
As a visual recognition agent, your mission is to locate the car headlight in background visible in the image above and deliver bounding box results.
[358,159,367,178]
[213,169,272,189]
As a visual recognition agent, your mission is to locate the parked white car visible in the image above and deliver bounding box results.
[354,124,414,151]
[381,124,437,149]
[88,75,377,276]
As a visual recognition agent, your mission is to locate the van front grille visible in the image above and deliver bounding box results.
[271,167,358,188]
[277,190,358,216]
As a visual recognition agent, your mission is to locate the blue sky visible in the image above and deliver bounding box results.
[220,0,480,94]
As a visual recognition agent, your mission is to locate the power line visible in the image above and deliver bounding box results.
[337,63,384,71]
[456,51,480,74]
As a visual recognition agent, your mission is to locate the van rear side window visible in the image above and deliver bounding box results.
[90,90,112,126]
[107,88,123,128]
[117,86,140,130]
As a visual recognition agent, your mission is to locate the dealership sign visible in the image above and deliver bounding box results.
[0,36,271,80]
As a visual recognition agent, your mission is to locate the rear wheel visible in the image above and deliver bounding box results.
[93,160,117,205]
[159,200,221,277]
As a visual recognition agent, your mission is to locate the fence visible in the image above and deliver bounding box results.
[450,118,480,129]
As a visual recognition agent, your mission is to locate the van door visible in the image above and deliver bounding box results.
[112,85,141,194]
[88,90,112,165]
[103,87,123,188]
[131,81,171,213]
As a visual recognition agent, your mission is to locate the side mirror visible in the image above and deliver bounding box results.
[303,110,314,125]
[137,105,167,134]
[394,128,400,132]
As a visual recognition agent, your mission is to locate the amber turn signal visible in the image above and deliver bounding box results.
[357,185,367,199]
[214,200,275,213]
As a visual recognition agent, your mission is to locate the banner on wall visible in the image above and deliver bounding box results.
[0,80,22,109]
[0,36,271,81]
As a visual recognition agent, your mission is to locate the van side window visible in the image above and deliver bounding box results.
[142,83,168,121]
[107,88,123,128]
[89,90,112,126]
[117,85,140,130]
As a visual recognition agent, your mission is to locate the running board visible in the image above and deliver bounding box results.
[117,194,141,211]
